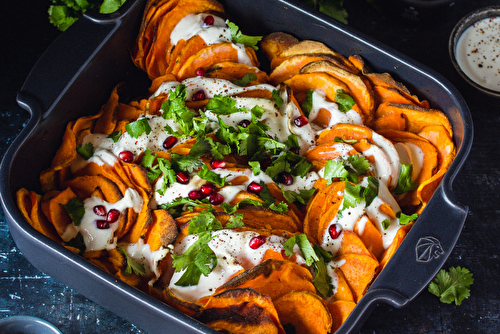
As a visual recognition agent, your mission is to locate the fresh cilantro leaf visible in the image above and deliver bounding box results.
[250,105,265,121]
[221,198,263,215]
[428,267,473,305]
[100,0,126,14]
[234,73,257,87]
[283,234,318,266]
[381,219,390,230]
[48,5,80,31]
[206,95,247,115]
[141,148,156,169]
[197,164,228,187]
[170,153,203,173]
[188,211,223,234]
[268,201,289,214]
[125,117,151,138]
[172,232,217,286]
[226,213,245,228]
[397,211,418,225]
[347,155,371,176]
[159,197,211,217]
[335,90,356,112]
[248,161,262,175]
[156,158,177,196]
[116,246,145,276]
[334,136,358,144]
[324,160,348,184]
[272,89,284,108]
[282,188,316,205]
[284,134,300,150]
[226,21,263,50]
[393,163,418,195]
[64,233,86,254]
[76,142,94,160]
[107,130,122,143]
[301,89,314,117]
[61,197,85,226]
[363,176,379,207]
[312,244,334,298]
[342,181,363,210]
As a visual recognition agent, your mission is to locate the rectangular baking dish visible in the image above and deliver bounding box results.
[0,0,473,333]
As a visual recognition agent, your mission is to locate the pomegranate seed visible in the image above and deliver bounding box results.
[328,223,343,239]
[249,235,266,249]
[96,220,110,229]
[93,205,106,217]
[208,192,224,205]
[293,115,309,127]
[188,189,202,200]
[195,67,205,76]
[289,147,299,155]
[247,182,263,193]
[107,209,120,223]
[192,90,206,101]
[163,136,177,150]
[238,119,251,128]
[119,150,134,162]
[277,172,293,186]
[204,15,215,26]
[200,183,216,196]
[176,172,190,184]
[260,158,272,170]
[210,159,227,169]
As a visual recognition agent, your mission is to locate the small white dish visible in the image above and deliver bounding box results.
[449,6,500,97]
[0,316,62,334]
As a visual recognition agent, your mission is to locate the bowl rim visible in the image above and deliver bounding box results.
[449,5,500,97]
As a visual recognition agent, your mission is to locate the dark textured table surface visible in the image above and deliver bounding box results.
[1,0,499,333]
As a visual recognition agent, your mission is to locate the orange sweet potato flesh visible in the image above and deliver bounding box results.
[41,187,78,238]
[372,111,407,132]
[379,223,413,270]
[337,230,376,259]
[93,85,119,135]
[66,175,123,203]
[337,253,379,303]
[354,217,384,259]
[316,123,373,145]
[328,300,356,333]
[273,290,333,334]
[333,268,355,303]
[144,209,178,251]
[260,32,299,65]
[204,62,269,84]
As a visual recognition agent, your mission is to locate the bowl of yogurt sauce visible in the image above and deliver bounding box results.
[449,6,500,96]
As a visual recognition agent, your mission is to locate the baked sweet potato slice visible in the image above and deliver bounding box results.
[144,209,178,251]
[354,217,384,259]
[66,175,123,203]
[260,32,299,65]
[333,268,354,303]
[375,102,452,137]
[300,60,375,125]
[93,85,119,135]
[379,223,413,270]
[372,111,407,132]
[236,206,299,232]
[204,62,269,84]
[269,54,343,85]
[305,141,358,170]
[337,230,375,259]
[337,253,379,303]
[41,187,78,239]
[198,288,284,334]
[316,123,373,145]
[215,259,315,301]
[274,290,333,334]
[328,300,356,333]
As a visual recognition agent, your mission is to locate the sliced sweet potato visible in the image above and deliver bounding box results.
[93,85,119,135]
[333,268,354,303]
[317,199,342,243]
[66,175,123,203]
[121,186,152,244]
[328,300,356,333]
[372,111,407,132]
[337,230,375,259]
[204,62,269,84]
[269,54,343,85]
[161,287,202,316]
[174,42,259,81]
[379,223,413,269]
[196,288,284,334]
[274,290,332,334]
[41,187,77,238]
[316,123,373,145]
[337,253,379,302]
[305,142,358,170]
[300,60,375,125]
[168,34,208,74]
[375,102,452,137]
[215,259,315,301]
[260,32,299,65]
[354,216,384,259]
[144,209,178,251]
[236,206,299,232]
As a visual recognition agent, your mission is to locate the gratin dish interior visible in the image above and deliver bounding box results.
[0,0,473,333]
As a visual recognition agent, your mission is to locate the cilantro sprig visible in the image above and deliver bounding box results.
[226,21,263,50]
[76,142,94,160]
[323,155,370,185]
[61,197,85,226]
[428,266,473,305]
[393,163,418,195]
[116,246,146,276]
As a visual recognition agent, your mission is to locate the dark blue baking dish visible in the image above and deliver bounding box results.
[0,0,473,332]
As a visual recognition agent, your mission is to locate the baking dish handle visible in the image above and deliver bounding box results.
[338,185,469,333]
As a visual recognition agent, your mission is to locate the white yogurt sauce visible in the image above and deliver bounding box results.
[456,16,500,92]
[119,238,169,282]
[169,229,305,302]
[170,14,231,46]
[308,90,363,127]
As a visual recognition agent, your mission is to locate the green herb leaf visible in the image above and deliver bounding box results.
[301,89,314,117]
[393,163,418,195]
[226,21,263,50]
[248,161,262,176]
[172,232,217,286]
[117,246,146,276]
[226,213,245,228]
[76,142,94,160]
[100,0,126,14]
[347,155,371,176]
[234,73,257,87]
[324,160,349,184]
[282,188,316,205]
[342,181,363,210]
[61,197,85,226]
[125,117,151,138]
[428,267,473,305]
[381,219,390,230]
[312,244,334,298]
[272,89,284,108]
[188,211,223,234]
[107,130,122,143]
[64,233,86,254]
[334,136,358,144]
[206,95,247,115]
[335,90,356,112]
[197,164,228,187]
[362,176,379,207]
[397,211,418,225]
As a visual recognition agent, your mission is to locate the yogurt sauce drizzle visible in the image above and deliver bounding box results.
[456,16,500,92]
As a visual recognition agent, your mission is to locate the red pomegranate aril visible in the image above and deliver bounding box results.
[260,158,272,170]
[293,115,309,127]
[107,209,120,223]
[163,136,177,150]
[93,205,106,217]
[119,150,134,162]
[200,183,216,196]
[210,159,226,169]
[204,15,215,26]
[188,189,203,200]
[289,147,300,155]
[192,90,206,101]
[249,235,266,249]
[176,172,190,184]
[208,192,224,205]
[329,223,343,239]
[195,67,205,76]
[238,119,251,128]
[278,172,293,186]
[247,182,263,193]
[96,220,110,229]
